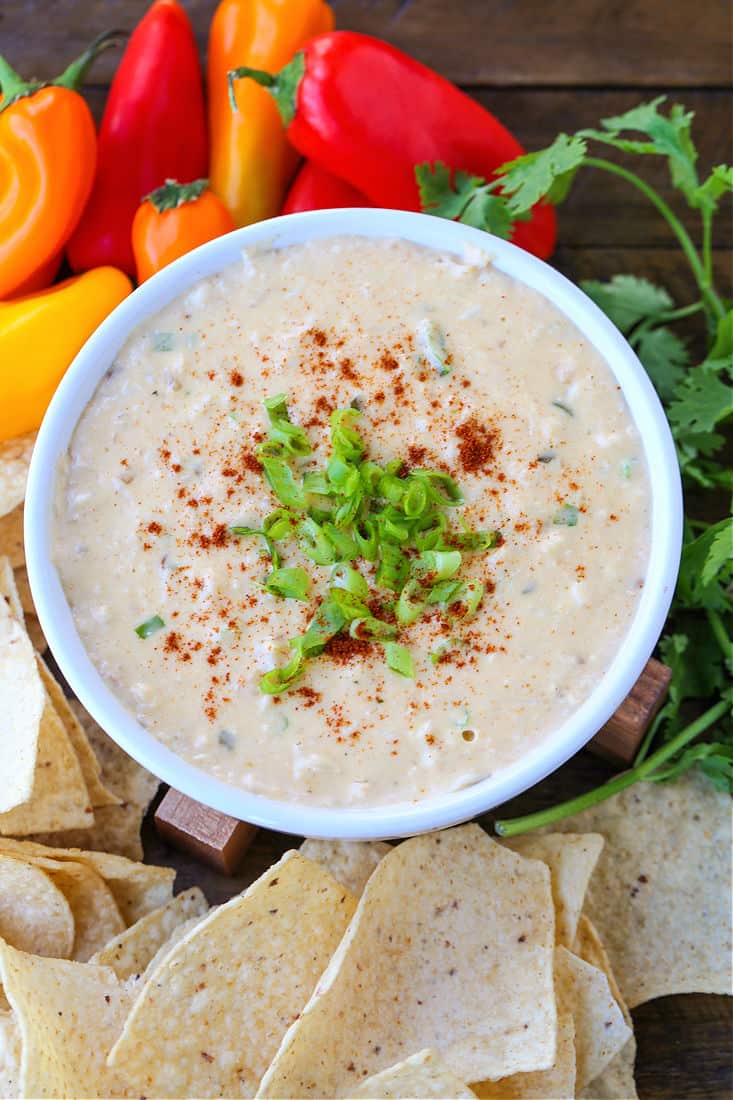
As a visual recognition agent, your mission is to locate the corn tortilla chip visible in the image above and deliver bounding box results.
[259,825,556,1097]
[352,1049,476,1098]
[540,772,733,1007]
[69,699,159,812]
[0,1009,21,1100]
[0,837,175,924]
[0,508,24,570]
[90,887,208,980]
[108,852,357,1098]
[554,946,631,1088]
[573,916,637,1100]
[503,833,604,947]
[0,675,92,835]
[36,659,119,808]
[138,913,207,982]
[31,802,145,861]
[0,566,43,813]
[0,856,74,958]
[299,838,392,895]
[472,1013,576,1099]
[0,433,35,518]
[0,941,133,1098]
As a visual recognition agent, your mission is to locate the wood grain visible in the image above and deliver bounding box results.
[2,0,731,86]
[590,658,673,766]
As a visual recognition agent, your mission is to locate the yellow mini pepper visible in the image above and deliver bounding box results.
[207,0,333,227]
[0,266,132,441]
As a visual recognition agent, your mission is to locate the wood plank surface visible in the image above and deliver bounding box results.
[2,0,731,86]
[3,1,731,1097]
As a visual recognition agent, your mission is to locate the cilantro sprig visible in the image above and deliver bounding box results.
[420,98,733,832]
[231,396,501,694]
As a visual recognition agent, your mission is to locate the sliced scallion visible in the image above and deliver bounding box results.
[135,614,165,639]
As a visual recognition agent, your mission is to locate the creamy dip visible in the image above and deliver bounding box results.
[53,237,650,807]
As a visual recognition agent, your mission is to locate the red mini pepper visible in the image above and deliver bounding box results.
[282,161,371,214]
[67,0,207,276]
[231,31,556,259]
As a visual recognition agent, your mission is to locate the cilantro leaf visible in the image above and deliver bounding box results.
[580,274,673,333]
[459,189,513,239]
[495,134,587,216]
[710,308,733,360]
[415,162,513,239]
[701,520,733,588]
[667,362,733,434]
[692,164,733,214]
[677,519,733,611]
[633,325,691,400]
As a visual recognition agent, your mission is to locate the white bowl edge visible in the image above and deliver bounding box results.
[25,208,683,840]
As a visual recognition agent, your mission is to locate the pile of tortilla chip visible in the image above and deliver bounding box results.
[0,772,730,1099]
[0,437,159,861]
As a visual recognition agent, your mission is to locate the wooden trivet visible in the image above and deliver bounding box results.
[154,656,672,872]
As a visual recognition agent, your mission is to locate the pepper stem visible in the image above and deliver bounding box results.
[144,178,210,213]
[55,29,127,91]
[228,52,305,128]
[0,54,39,105]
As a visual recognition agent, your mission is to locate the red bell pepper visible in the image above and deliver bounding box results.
[282,161,371,214]
[67,0,207,276]
[231,31,556,259]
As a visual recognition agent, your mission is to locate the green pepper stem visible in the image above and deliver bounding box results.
[583,156,726,323]
[143,178,210,213]
[228,52,305,128]
[494,697,729,837]
[55,29,126,91]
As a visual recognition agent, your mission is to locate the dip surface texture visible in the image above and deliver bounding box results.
[53,237,650,807]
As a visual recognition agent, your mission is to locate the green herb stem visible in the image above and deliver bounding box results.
[494,697,730,837]
[706,609,733,665]
[583,157,726,322]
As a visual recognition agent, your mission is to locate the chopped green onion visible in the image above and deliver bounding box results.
[302,470,333,495]
[263,509,298,541]
[260,648,305,694]
[620,459,634,479]
[263,393,312,456]
[135,614,165,639]
[349,617,397,641]
[376,542,409,592]
[551,399,574,416]
[353,518,378,561]
[330,407,365,462]
[331,564,370,601]
[553,503,580,527]
[451,529,501,551]
[396,579,426,625]
[385,641,415,678]
[257,451,307,508]
[151,332,175,352]
[457,580,485,618]
[299,517,338,566]
[416,319,451,376]
[414,549,462,581]
[411,469,463,505]
[323,522,359,561]
[427,578,465,605]
[264,567,310,601]
[229,525,281,568]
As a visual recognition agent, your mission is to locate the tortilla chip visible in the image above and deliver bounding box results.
[503,833,604,947]
[69,699,159,812]
[31,802,145,861]
[0,1009,21,1100]
[0,837,175,924]
[90,887,208,980]
[540,773,733,1007]
[36,659,119,809]
[138,914,206,983]
[0,508,24,570]
[300,838,392,895]
[0,571,43,813]
[108,851,357,1098]
[352,1049,476,1098]
[0,855,74,958]
[472,1013,576,1099]
[259,825,556,1097]
[554,946,631,1088]
[573,916,637,1100]
[0,941,133,1098]
[0,432,35,518]
[0,675,92,836]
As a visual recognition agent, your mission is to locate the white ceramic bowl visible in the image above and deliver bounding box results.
[25,208,682,839]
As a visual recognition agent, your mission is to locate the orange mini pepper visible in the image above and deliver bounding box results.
[208,0,333,228]
[132,179,235,282]
[0,33,119,300]
[0,267,132,441]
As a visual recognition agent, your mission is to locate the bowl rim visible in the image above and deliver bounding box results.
[25,208,682,840]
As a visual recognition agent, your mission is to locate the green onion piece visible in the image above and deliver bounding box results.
[385,641,415,678]
[229,526,281,568]
[414,549,462,581]
[263,393,312,456]
[135,614,165,639]
[302,470,333,495]
[328,586,370,623]
[551,399,574,416]
[330,407,365,462]
[151,332,175,352]
[414,513,448,551]
[257,452,307,508]
[327,455,361,495]
[457,580,485,618]
[378,473,406,505]
[376,543,410,591]
[298,517,338,566]
[402,478,429,518]
[451,529,501,552]
[416,319,451,376]
[323,522,359,561]
[260,647,305,694]
[331,564,370,601]
[620,459,634,480]
[396,579,426,625]
[378,510,412,545]
[353,518,378,561]
[411,469,463,505]
[301,599,348,654]
[263,509,298,541]
[264,567,310,601]
[553,503,580,527]
[427,578,465,605]
[360,461,384,495]
[349,617,397,641]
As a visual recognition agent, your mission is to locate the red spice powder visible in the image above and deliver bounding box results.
[455,417,498,474]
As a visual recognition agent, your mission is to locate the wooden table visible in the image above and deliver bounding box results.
[3,2,731,1096]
